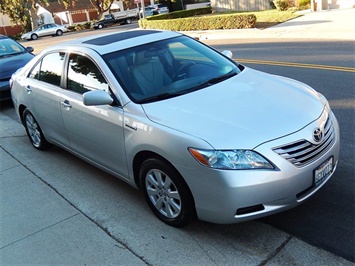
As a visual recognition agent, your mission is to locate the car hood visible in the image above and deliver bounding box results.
[0,53,34,79]
[141,68,325,149]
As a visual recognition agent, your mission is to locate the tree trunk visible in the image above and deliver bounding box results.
[29,6,39,30]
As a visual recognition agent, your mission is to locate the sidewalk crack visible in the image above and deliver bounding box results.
[0,213,80,250]
[258,235,292,266]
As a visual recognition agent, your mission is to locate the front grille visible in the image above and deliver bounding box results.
[273,117,335,167]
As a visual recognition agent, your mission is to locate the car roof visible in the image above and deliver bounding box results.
[0,34,10,40]
[46,29,182,55]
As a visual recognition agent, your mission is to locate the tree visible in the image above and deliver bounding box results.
[0,0,76,33]
[122,0,131,10]
[90,0,115,19]
[0,0,48,32]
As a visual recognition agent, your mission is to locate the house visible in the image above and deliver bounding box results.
[210,0,272,12]
[210,0,355,11]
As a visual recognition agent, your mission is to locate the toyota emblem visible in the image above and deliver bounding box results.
[313,128,323,142]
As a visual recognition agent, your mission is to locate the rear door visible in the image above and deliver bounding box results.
[60,52,128,178]
[24,51,70,146]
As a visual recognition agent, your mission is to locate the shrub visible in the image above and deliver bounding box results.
[273,0,290,10]
[139,13,256,31]
[67,22,92,31]
[297,0,311,9]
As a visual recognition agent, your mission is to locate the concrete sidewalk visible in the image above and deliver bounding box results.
[183,8,355,40]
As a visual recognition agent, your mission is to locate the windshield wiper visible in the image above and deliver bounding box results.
[0,52,23,58]
[207,71,238,84]
[187,71,238,92]
[138,92,182,104]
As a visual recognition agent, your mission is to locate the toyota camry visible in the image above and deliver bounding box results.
[10,30,340,227]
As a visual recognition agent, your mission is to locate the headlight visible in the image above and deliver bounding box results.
[188,148,274,170]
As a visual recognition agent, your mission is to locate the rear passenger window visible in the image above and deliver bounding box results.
[67,53,108,94]
[28,52,65,86]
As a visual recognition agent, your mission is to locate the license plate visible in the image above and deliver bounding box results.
[314,157,334,187]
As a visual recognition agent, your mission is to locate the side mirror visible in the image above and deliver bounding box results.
[83,90,113,106]
[26,47,34,53]
[221,50,233,59]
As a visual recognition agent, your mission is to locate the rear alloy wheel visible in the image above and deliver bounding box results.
[23,109,50,150]
[125,18,132,24]
[140,158,195,227]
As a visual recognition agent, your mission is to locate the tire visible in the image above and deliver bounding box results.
[31,34,38,40]
[56,30,63,36]
[23,109,50,150]
[125,18,132,24]
[98,23,104,29]
[139,158,196,227]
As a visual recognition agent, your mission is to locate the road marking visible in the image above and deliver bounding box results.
[236,59,355,73]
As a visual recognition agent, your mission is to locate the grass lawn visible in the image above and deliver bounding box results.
[239,10,302,29]
[216,9,303,29]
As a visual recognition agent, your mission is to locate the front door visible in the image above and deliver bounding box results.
[60,53,129,178]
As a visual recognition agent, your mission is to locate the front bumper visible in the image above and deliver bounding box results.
[180,110,340,224]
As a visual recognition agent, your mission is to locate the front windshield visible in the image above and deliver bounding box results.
[103,35,242,103]
[0,38,26,57]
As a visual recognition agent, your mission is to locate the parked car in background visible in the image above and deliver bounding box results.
[10,30,340,227]
[0,35,34,101]
[93,14,134,29]
[150,3,169,14]
[139,6,159,17]
[139,4,168,18]
[21,23,68,41]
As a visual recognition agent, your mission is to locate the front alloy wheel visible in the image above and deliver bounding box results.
[146,169,181,218]
[140,158,195,227]
[23,109,50,150]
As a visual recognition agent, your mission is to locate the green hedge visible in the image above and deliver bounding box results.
[139,13,257,31]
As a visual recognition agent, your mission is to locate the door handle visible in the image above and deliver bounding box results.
[61,100,72,109]
[26,85,32,94]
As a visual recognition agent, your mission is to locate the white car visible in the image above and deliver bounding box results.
[140,6,159,17]
[21,23,68,41]
[10,30,340,227]
[148,4,169,14]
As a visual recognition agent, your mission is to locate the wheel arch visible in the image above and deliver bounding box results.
[133,150,197,225]
[132,150,194,201]
[133,151,166,188]
[18,104,28,125]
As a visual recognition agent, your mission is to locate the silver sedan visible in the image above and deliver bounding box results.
[10,30,340,227]
[21,23,68,41]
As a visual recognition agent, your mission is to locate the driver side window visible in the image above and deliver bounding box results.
[67,53,109,94]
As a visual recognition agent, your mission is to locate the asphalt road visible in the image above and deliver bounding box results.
[206,38,355,262]
[9,27,355,262]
